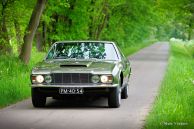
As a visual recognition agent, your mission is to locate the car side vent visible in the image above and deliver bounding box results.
[60,64,87,67]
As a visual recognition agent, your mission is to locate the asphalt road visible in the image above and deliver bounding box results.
[0,42,169,129]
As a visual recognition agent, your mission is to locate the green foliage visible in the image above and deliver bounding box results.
[45,0,90,41]
[154,0,194,40]
[95,0,157,46]
[1,0,194,55]
[145,41,194,129]
[0,0,36,52]
[43,0,157,46]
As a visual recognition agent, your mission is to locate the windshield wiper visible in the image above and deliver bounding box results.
[67,58,77,61]
[53,57,77,60]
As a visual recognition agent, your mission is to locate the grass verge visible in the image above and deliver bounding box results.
[121,39,156,56]
[145,40,194,129]
[0,49,45,108]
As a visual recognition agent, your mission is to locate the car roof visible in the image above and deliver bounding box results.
[54,40,115,44]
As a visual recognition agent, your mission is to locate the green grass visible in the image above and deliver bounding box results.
[145,40,194,129]
[0,48,45,108]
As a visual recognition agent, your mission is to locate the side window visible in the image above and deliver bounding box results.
[117,47,125,60]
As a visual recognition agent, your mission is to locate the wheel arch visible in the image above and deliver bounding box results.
[120,71,123,87]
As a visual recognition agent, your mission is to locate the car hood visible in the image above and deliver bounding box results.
[32,60,119,74]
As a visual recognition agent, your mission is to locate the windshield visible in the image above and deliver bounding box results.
[46,42,119,60]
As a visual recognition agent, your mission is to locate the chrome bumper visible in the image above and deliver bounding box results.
[31,84,119,88]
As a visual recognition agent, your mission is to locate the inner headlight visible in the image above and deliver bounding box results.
[91,75,100,83]
[100,75,113,83]
[45,75,52,83]
[35,75,44,83]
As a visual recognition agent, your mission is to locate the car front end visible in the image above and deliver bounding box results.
[31,61,121,97]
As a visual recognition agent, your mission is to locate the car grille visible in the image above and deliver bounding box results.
[50,73,92,84]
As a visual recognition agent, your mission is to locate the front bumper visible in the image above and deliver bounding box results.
[32,87,113,97]
[31,84,119,88]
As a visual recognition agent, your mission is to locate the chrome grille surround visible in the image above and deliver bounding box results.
[50,73,92,84]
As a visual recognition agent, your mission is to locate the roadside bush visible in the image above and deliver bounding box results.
[170,39,194,58]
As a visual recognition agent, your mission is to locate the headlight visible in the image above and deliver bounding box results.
[35,75,44,83]
[100,75,113,83]
[91,75,100,83]
[45,75,52,83]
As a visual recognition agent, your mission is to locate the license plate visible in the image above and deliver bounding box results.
[59,88,84,94]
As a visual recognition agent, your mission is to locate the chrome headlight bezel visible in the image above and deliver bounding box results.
[35,75,44,83]
[100,75,113,84]
[45,75,52,83]
[91,75,100,83]
[31,75,45,84]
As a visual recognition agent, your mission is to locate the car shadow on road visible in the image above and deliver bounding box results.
[43,97,109,109]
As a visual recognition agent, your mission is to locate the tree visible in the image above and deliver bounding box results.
[19,0,47,64]
[0,0,13,54]
[154,0,194,40]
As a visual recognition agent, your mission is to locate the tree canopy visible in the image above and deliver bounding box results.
[0,0,194,64]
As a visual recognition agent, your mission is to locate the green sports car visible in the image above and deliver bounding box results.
[31,41,131,108]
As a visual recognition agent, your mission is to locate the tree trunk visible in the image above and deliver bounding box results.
[36,30,42,51]
[14,18,22,53]
[96,15,108,40]
[19,0,47,64]
[49,13,58,44]
[95,1,109,40]
[188,20,192,41]
[89,0,95,39]
[42,21,47,50]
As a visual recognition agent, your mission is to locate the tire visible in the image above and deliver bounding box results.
[31,88,46,108]
[108,87,121,108]
[121,84,129,99]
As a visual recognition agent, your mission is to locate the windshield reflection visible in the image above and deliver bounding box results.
[46,42,118,60]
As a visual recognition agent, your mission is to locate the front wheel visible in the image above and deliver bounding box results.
[108,87,121,108]
[31,88,46,108]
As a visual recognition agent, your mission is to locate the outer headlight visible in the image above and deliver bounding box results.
[35,75,44,83]
[45,75,52,83]
[91,75,100,83]
[100,75,113,83]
